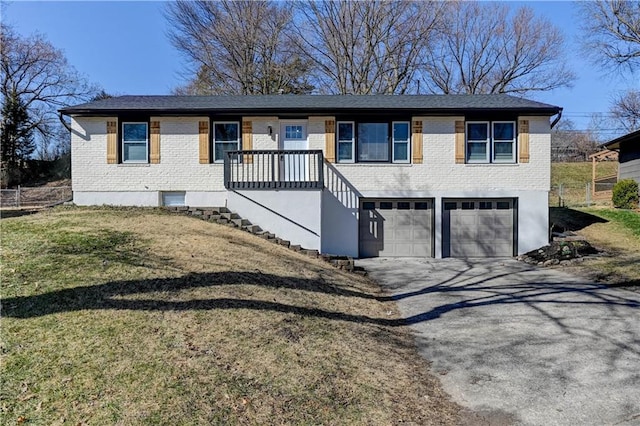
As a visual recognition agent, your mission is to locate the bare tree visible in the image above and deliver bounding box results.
[293,0,444,94]
[579,0,640,74]
[610,89,640,132]
[551,119,600,162]
[166,0,313,95]
[0,24,97,183]
[421,2,574,95]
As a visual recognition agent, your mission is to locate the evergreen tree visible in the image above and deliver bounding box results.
[1,91,34,187]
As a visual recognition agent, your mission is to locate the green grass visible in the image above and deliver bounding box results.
[582,208,640,238]
[551,162,618,186]
[0,207,459,425]
[550,162,619,207]
[551,206,640,284]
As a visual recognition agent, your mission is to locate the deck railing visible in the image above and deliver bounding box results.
[224,150,324,190]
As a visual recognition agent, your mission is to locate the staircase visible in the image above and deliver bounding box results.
[164,206,365,275]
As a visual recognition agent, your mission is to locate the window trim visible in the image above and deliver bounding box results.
[121,121,149,164]
[213,121,241,164]
[392,121,411,164]
[335,120,414,164]
[492,121,516,163]
[336,121,355,163]
[466,121,490,164]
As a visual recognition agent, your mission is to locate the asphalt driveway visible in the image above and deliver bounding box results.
[357,258,640,426]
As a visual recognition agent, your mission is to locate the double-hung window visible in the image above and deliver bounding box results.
[466,121,516,163]
[337,121,355,162]
[492,121,516,163]
[214,122,240,163]
[392,122,410,163]
[122,122,148,163]
[466,122,490,163]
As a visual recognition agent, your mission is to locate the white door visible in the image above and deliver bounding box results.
[279,122,308,182]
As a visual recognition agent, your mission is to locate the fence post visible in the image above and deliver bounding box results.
[586,183,591,207]
[17,185,20,208]
[558,183,564,207]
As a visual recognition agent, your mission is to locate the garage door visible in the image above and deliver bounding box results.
[443,199,514,257]
[359,199,433,257]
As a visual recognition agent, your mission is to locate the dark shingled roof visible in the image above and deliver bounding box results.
[60,94,561,116]
[603,129,640,150]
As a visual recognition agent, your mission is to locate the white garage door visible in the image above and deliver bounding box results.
[359,199,433,257]
[443,199,514,257]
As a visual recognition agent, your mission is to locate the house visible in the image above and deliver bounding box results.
[602,129,640,188]
[59,94,562,258]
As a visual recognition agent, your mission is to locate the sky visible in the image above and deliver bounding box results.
[3,0,638,140]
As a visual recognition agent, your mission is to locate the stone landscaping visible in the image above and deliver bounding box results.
[517,232,600,267]
[165,206,366,275]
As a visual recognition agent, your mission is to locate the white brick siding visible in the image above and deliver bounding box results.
[330,116,550,193]
[73,115,549,197]
[72,116,226,194]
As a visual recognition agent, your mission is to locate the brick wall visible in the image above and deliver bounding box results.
[72,115,551,196]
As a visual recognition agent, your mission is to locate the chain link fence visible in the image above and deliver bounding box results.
[0,186,72,208]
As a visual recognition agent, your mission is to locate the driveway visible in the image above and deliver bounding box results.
[357,258,640,426]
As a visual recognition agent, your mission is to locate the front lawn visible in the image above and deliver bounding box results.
[0,207,459,425]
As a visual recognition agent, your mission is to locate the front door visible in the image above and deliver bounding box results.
[279,122,308,182]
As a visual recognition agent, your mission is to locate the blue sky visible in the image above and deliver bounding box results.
[3,1,638,139]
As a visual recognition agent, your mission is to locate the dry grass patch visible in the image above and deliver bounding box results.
[550,207,640,285]
[1,207,460,425]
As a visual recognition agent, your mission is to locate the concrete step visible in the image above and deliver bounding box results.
[220,212,240,220]
[243,224,262,233]
[231,218,250,227]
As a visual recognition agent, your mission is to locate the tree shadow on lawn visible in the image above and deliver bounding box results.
[550,207,608,232]
[3,270,639,331]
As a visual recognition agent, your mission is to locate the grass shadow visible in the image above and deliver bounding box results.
[550,207,608,232]
[0,208,42,219]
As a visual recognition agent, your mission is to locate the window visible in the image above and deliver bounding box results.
[493,122,515,163]
[122,122,148,163]
[362,201,376,210]
[466,122,489,163]
[444,202,457,210]
[398,202,410,210]
[335,120,412,163]
[337,121,355,163]
[461,201,475,210]
[358,123,389,162]
[393,122,410,163]
[380,201,393,209]
[466,121,516,164]
[214,122,240,163]
[285,125,304,139]
[479,201,493,210]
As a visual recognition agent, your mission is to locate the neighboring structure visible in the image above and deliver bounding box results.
[603,129,640,187]
[60,94,562,258]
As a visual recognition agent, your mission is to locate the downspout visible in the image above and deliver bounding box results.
[550,107,563,129]
[58,112,73,132]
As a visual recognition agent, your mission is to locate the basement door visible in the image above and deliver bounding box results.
[443,199,515,257]
[359,199,434,257]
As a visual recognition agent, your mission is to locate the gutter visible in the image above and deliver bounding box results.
[550,107,563,129]
[58,111,73,132]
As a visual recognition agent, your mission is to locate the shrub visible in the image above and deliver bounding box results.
[612,179,639,209]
